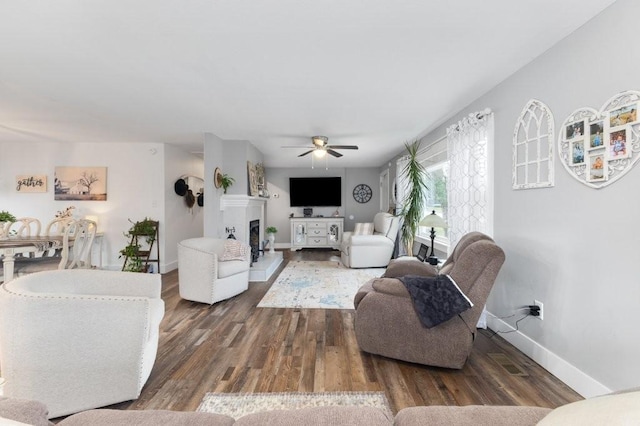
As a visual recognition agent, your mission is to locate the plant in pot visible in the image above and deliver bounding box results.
[119,218,158,272]
[399,140,429,256]
[266,226,277,253]
[0,210,16,239]
[220,174,235,194]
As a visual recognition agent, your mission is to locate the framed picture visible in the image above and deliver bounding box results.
[571,140,585,165]
[609,127,630,160]
[416,243,429,262]
[588,121,605,150]
[54,166,107,201]
[587,152,606,182]
[565,120,585,140]
[247,161,258,196]
[609,103,638,128]
[16,175,47,193]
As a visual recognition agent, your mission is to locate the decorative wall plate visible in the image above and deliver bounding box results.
[558,90,640,188]
[214,167,223,188]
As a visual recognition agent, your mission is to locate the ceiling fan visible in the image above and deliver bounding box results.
[282,136,358,158]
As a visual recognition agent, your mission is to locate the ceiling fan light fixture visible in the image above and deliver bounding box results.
[312,136,328,146]
[313,148,327,158]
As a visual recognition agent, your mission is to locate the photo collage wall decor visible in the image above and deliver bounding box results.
[558,90,640,188]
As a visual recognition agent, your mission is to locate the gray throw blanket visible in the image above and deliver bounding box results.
[398,274,473,328]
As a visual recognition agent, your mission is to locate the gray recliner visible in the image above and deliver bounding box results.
[353,232,505,369]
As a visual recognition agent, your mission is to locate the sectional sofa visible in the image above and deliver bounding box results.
[2,389,638,425]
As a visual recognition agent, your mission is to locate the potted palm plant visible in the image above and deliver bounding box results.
[220,174,235,194]
[399,140,428,256]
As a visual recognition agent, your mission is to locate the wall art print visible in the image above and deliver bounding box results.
[54,166,107,201]
[558,90,640,188]
[247,161,258,196]
[16,175,47,193]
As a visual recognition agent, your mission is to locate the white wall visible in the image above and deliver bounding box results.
[0,141,203,273]
[203,132,224,237]
[163,144,204,271]
[417,0,639,396]
[265,167,381,247]
[202,136,265,238]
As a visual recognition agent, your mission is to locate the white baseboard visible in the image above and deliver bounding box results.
[487,314,611,398]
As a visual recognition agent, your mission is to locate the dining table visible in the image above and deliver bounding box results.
[0,235,85,282]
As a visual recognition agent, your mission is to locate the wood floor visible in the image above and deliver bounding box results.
[112,249,581,414]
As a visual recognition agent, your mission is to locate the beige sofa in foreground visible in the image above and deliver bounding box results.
[3,390,639,425]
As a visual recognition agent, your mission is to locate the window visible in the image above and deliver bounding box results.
[415,138,449,250]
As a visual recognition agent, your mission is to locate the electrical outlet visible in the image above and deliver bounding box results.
[534,300,544,321]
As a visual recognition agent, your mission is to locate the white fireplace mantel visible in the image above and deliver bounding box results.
[219,194,267,210]
[219,194,266,246]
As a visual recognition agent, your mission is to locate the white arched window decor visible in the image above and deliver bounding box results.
[558,90,640,188]
[513,99,555,189]
[446,109,494,248]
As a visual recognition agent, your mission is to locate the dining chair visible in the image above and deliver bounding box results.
[14,219,98,277]
[42,217,75,257]
[6,218,43,261]
[8,217,41,238]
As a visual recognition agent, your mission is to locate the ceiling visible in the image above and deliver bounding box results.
[0,1,617,168]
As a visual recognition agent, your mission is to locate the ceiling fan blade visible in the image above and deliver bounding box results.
[326,145,358,150]
[298,150,314,157]
[282,145,313,148]
[326,149,343,158]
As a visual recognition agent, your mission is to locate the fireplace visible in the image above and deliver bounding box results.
[220,195,283,281]
[249,219,260,263]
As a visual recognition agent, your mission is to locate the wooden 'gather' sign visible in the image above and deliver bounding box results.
[16,175,47,193]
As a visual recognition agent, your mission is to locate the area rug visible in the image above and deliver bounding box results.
[257,260,384,309]
[196,391,393,419]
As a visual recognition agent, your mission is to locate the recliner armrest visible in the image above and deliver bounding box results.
[371,277,411,298]
[382,259,438,278]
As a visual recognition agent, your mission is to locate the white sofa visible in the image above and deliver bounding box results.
[177,238,251,305]
[341,212,400,268]
[0,269,165,419]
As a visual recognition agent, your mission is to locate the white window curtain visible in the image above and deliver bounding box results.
[446,109,494,248]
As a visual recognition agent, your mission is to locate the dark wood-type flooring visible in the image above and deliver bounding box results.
[111,249,581,414]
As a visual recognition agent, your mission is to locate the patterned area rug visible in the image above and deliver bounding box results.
[257,260,385,309]
[196,391,393,419]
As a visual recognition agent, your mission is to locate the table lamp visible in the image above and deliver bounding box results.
[419,210,448,265]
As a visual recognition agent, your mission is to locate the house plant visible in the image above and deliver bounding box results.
[120,218,158,272]
[0,210,16,239]
[266,226,277,253]
[219,174,235,194]
[399,140,428,256]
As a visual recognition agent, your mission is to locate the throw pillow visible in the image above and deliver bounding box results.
[220,239,249,261]
[537,391,640,425]
[353,222,374,235]
[398,274,473,328]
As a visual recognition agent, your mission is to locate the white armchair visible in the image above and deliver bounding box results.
[341,212,400,268]
[177,237,251,305]
[0,269,165,419]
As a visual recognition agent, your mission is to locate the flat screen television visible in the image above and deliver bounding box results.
[289,177,341,207]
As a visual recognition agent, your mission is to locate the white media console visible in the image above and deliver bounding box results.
[290,217,344,250]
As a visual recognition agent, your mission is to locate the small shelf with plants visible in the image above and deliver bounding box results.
[120,218,159,273]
